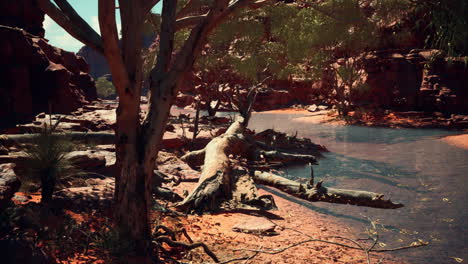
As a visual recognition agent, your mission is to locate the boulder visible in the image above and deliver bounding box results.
[0,1,97,129]
[66,150,107,170]
[0,145,8,155]
[232,216,277,235]
[307,104,318,112]
[0,163,21,208]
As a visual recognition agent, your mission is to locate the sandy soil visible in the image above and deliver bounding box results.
[165,168,407,264]
[440,134,468,150]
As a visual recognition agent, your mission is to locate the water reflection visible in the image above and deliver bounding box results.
[281,152,421,192]
[249,112,468,264]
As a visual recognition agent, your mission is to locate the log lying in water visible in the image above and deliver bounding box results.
[253,171,403,209]
[177,117,403,213]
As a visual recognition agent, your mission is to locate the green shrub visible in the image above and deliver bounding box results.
[95,77,116,99]
[21,119,76,204]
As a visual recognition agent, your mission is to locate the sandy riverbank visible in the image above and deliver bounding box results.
[440,134,468,150]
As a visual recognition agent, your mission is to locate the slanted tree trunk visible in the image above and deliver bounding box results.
[38,0,275,261]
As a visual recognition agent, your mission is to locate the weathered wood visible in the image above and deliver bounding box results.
[177,117,275,212]
[258,150,317,165]
[180,148,205,168]
[253,171,403,209]
[176,118,251,212]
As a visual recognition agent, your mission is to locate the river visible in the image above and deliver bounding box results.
[247,112,468,264]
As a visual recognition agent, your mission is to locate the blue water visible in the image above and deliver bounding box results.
[249,112,468,264]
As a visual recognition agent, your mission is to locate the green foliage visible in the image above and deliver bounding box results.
[416,0,468,56]
[20,119,76,203]
[95,77,116,99]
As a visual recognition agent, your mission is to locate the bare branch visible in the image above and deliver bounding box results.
[37,0,104,53]
[176,0,204,18]
[154,0,178,73]
[142,0,162,14]
[175,14,207,30]
[174,0,273,31]
[118,0,146,95]
[98,0,129,96]
[53,0,103,50]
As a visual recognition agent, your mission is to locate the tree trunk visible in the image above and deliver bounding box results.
[40,169,56,204]
[177,118,277,212]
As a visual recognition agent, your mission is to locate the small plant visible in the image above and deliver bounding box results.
[21,118,75,204]
[95,77,117,99]
[93,222,135,258]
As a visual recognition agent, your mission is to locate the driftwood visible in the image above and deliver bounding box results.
[253,171,403,209]
[177,116,403,213]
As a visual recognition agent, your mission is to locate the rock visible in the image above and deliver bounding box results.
[166,124,176,132]
[317,105,328,111]
[66,150,107,170]
[54,178,114,208]
[232,217,278,235]
[77,45,110,79]
[0,0,45,37]
[12,193,31,203]
[0,3,97,129]
[307,104,318,112]
[0,163,21,208]
[0,145,8,155]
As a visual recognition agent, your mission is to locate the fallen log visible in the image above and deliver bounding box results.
[177,116,403,213]
[253,171,403,209]
[176,118,269,212]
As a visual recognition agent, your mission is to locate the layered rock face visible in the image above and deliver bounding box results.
[0,0,97,128]
[346,49,468,113]
[0,0,45,37]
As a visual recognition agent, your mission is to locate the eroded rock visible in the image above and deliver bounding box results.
[0,163,20,208]
[232,217,277,235]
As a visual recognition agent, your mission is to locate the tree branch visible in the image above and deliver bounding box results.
[53,0,103,50]
[118,0,145,96]
[176,0,204,19]
[175,14,207,30]
[98,0,129,96]
[154,0,178,73]
[37,0,104,53]
[142,0,161,15]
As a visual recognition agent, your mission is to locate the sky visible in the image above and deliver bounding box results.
[44,1,162,53]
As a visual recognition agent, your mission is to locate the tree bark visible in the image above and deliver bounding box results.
[177,118,278,212]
